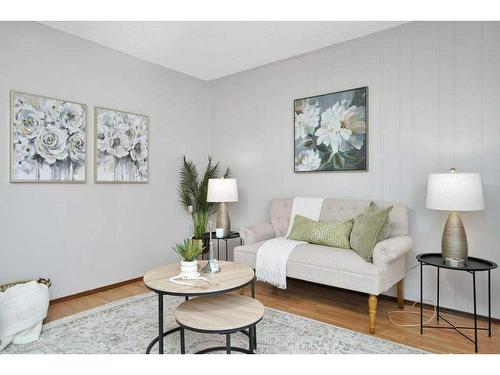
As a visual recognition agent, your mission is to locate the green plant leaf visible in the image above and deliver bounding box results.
[177,156,231,216]
[173,238,204,261]
[317,143,331,154]
[333,153,345,169]
[297,138,314,150]
[320,151,331,164]
[350,88,366,107]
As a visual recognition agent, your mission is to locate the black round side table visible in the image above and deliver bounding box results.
[417,253,497,353]
[201,231,242,261]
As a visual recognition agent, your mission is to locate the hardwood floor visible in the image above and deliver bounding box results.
[46,278,500,354]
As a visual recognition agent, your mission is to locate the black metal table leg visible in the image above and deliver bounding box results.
[180,327,185,354]
[416,253,497,354]
[225,239,228,261]
[217,238,220,260]
[146,327,181,353]
[254,324,257,350]
[226,334,231,354]
[420,262,423,334]
[473,271,478,353]
[437,267,440,321]
[251,279,256,299]
[248,326,254,353]
[488,269,492,337]
[158,294,164,354]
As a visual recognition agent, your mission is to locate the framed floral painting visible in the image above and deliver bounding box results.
[94,107,149,183]
[294,86,368,172]
[10,90,87,182]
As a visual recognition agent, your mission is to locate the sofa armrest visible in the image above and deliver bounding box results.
[372,236,413,266]
[240,223,275,245]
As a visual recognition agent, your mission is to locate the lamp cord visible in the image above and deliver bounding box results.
[387,263,437,328]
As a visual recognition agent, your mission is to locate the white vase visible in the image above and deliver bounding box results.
[180,260,199,279]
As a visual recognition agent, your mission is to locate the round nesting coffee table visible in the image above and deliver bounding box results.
[176,294,264,354]
[143,261,256,354]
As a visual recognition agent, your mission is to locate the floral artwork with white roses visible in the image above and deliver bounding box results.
[95,107,148,183]
[10,91,87,182]
[294,87,367,172]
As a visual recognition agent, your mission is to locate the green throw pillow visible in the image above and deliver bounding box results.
[366,201,392,242]
[350,205,393,261]
[287,215,354,250]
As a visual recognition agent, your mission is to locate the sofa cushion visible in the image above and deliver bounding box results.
[269,199,293,237]
[287,215,353,249]
[234,240,401,295]
[233,240,267,268]
[288,243,382,277]
[269,198,409,238]
[350,205,393,261]
[234,241,381,277]
[366,201,391,242]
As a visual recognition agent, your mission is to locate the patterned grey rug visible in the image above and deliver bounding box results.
[2,293,424,354]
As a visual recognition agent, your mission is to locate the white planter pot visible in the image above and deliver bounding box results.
[180,260,199,279]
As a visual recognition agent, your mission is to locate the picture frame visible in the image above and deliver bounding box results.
[293,86,368,173]
[94,106,149,183]
[10,90,87,183]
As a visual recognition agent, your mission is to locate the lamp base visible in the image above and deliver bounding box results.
[444,257,466,268]
[216,202,231,235]
[442,211,468,263]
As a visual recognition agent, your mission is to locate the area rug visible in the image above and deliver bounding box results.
[1,293,424,354]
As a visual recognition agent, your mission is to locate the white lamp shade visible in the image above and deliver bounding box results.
[426,172,484,211]
[207,178,238,202]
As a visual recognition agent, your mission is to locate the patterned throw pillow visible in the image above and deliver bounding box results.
[350,205,393,262]
[366,201,392,242]
[287,215,354,250]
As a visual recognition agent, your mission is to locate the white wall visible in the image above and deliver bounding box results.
[209,22,500,318]
[0,22,209,299]
[2,21,499,319]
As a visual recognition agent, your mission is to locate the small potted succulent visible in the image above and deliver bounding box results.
[173,238,204,278]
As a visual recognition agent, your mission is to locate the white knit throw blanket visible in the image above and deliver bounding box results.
[0,281,49,351]
[256,197,324,289]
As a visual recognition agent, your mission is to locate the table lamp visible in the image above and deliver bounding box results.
[426,168,484,266]
[207,177,238,236]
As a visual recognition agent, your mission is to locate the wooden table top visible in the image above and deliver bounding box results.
[143,261,254,296]
[175,294,264,332]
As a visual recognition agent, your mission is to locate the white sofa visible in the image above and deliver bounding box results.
[234,198,413,334]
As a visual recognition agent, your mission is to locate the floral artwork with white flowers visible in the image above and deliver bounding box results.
[294,87,367,172]
[10,91,87,182]
[95,107,148,183]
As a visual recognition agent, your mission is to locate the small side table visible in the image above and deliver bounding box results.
[175,294,263,354]
[417,253,497,353]
[202,231,242,261]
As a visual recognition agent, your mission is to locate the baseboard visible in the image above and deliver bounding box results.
[49,277,143,305]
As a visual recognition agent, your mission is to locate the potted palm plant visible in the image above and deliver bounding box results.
[172,239,204,278]
[177,156,230,253]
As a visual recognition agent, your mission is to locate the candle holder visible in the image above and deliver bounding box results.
[201,221,220,274]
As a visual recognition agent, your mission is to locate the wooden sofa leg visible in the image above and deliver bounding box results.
[397,279,405,309]
[239,287,245,295]
[368,295,377,334]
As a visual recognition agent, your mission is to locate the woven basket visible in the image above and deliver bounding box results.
[0,278,51,293]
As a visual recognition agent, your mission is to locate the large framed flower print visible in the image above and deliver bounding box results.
[94,107,149,183]
[294,86,368,172]
[10,90,87,182]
